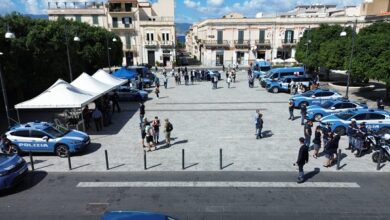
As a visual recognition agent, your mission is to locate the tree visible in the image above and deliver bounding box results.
[0,13,123,108]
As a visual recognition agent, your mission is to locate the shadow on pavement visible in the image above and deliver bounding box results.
[262,130,273,138]
[303,167,320,182]
[0,171,48,197]
[222,162,234,170]
[184,162,199,170]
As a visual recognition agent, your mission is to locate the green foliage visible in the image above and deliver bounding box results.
[0,13,123,106]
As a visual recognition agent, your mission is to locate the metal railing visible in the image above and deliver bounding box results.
[160,41,174,46]
[282,39,297,44]
[255,39,271,45]
[109,23,135,29]
[203,40,230,45]
[48,1,104,9]
[234,40,250,46]
[144,41,158,46]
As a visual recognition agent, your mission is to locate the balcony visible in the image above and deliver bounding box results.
[109,23,135,30]
[281,39,297,47]
[160,41,174,48]
[234,40,250,49]
[144,41,158,48]
[203,40,230,49]
[255,39,271,49]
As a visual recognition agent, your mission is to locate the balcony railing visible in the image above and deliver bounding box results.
[144,41,158,47]
[109,7,135,13]
[48,1,104,9]
[204,40,229,45]
[255,39,271,45]
[281,39,297,45]
[160,41,174,47]
[234,40,250,48]
[109,23,135,30]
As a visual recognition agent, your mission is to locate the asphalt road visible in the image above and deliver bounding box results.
[1,171,390,220]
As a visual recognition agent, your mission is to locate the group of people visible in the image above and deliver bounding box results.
[82,93,121,132]
[139,103,173,152]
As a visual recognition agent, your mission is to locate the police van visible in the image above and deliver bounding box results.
[267,75,312,93]
[260,66,305,88]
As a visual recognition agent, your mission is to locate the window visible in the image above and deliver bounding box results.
[333,103,343,109]
[125,33,131,49]
[146,33,154,41]
[92,15,98,25]
[284,30,294,43]
[162,33,170,42]
[368,113,385,120]
[342,103,356,108]
[112,17,118,28]
[30,130,46,138]
[238,30,244,44]
[75,15,81,22]
[217,30,223,44]
[122,17,132,27]
[125,3,132,12]
[11,130,30,137]
[259,30,265,43]
[353,114,367,121]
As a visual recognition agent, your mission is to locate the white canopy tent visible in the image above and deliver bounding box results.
[71,72,114,96]
[92,69,127,88]
[15,79,95,109]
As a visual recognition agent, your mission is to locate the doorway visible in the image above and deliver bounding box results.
[163,56,170,66]
[147,50,155,66]
[126,52,134,66]
[216,51,224,66]
[236,52,245,65]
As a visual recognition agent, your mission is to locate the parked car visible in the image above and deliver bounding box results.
[113,86,148,101]
[101,211,177,220]
[260,66,305,88]
[252,60,272,78]
[306,99,368,121]
[206,70,221,80]
[0,153,28,190]
[320,109,390,135]
[266,76,312,93]
[5,122,90,157]
[290,88,343,108]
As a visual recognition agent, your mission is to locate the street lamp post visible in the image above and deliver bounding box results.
[106,35,117,73]
[65,25,80,81]
[340,19,357,99]
[0,27,16,127]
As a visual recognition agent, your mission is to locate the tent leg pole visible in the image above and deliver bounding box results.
[81,108,86,132]
[16,109,20,123]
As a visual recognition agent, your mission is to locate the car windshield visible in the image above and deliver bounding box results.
[321,101,334,109]
[264,70,273,77]
[43,126,68,138]
[300,90,315,97]
[335,112,355,120]
[260,66,271,71]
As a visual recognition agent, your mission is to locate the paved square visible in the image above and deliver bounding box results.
[23,70,388,172]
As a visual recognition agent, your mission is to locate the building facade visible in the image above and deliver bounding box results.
[48,0,176,67]
[186,4,370,67]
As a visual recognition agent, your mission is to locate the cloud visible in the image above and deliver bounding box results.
[184,0,201,8]
[0,0,17,14]
[207,0,224,6]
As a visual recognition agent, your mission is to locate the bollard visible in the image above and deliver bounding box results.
[144,150,147,170]
[29,151,34,171]
[376,151,382,171]
[105,150,109,170]
[182,149,185,170]
[219,148,222,170]
[67,153,72,170]
[336,149,341,170]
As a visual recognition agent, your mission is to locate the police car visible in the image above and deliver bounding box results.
[266,76,312,93]
[320,109,390,135]
[5,122,90,157]
[306,99,368,121]
[0,153,28,190]
[290,88,343,108]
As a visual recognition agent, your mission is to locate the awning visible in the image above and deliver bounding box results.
[92,69,128,87]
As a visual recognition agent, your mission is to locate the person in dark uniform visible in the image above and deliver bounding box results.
[288,100,294,120]
[346,119,358,150]
[256,113,264,139]
[300,103,307,125]
[294,137,309,183]
[112,92,121,112]
[322,123,332,147]
[139,103,145,123]
[323,132,340,167]
[377,98,385,110]
[0,134,11,153]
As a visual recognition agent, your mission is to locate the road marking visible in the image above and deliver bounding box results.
[77,181,360,188]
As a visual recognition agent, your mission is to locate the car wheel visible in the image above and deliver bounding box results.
[334,126,346,135]
[372,151,387,163]
[272,87,279,93]
[55,144,69,158]
[314,113,323,121]
[378,127,390,135]
[8,144,21,155]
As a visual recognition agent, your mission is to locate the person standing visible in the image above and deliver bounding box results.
[300,103,307,125]
[144,123,156,151]
[139,103,145,123]
[304,120,313,148]
[82,105,91,129]
[377,98,385,110]
[92,108,103,131]
[213,75,218,89]
[0,134,11,153]
[226,75,232,88]
[323,132,340,167]
[163,76,168,89]
[294,137,309,183]
[346,119,358,150]
[288,100,294,120]
[140,117,149,147]
[290,80,296,95]
[256,113,264,139]
[112,92,121,112]
[322,123,331,147]
[312,126,322,158]
[152,116,161,144]
[155,86,160,99]
[164,118,173,147]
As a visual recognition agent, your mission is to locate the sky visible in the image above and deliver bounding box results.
[0,0,363,23]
